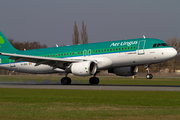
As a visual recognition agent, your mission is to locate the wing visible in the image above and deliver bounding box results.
[0,52,84,69]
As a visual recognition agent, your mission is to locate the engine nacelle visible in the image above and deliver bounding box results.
[108,66,138,76]
[71,61,97,76]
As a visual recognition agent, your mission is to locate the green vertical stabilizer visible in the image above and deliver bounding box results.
[0,31,18,52]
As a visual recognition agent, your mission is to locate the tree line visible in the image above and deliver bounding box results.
[8,39,47,50]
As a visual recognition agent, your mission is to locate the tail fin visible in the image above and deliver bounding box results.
[0,31,18,52]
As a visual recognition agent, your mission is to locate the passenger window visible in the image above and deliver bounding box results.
[153,44,156,47]
[157,43,161,47]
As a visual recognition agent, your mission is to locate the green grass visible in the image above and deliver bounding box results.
[0,88,180,120]
[0,75,180,85]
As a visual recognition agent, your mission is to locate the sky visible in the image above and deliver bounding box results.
[0,0,180,47]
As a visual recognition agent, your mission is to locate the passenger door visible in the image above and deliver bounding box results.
[138,40,146,55]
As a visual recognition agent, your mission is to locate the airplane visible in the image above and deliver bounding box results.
[0,31,177,85]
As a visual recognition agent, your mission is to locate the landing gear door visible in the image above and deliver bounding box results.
[138,40,146,55]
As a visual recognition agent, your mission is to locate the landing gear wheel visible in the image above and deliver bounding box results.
[61,77,71,85]
[89,77,99,85]
[146,74,153,79]
[145,64,153,79]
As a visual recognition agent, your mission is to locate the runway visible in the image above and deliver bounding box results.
[0,84,180,91]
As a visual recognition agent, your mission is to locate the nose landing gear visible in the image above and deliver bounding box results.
[145,64,153,79]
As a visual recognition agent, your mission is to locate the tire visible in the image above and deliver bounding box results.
[61,77,71,85]
[89,77,99,85]
[146,74,153,79]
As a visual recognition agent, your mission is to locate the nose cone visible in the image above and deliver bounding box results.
[169,48,177,58]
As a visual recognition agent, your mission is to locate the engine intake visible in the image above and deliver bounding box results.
[71,61,97,76]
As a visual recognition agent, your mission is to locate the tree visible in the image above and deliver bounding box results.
[81,20,88,44]
[72,21,80,45]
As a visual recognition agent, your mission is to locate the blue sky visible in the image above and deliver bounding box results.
[0,0,180,47]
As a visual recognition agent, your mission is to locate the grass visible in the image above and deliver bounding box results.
[0,88,180,120]
[0,75,180,85]
[0,75,180,119]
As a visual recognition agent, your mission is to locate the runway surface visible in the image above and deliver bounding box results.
[0,84,180,91]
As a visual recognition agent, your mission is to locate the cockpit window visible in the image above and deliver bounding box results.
[153,43,169,48]
[161,43,168,46]
[157,43,161,47]
[153,44,156,47]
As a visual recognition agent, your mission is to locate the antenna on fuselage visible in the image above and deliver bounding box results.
[143,35,146,39]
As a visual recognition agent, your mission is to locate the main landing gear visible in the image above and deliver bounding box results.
[89,77,99,85]
[89,72,100,85]
[61,73,71,85]
[145,64,153,79]
[60,73,100,85]
[61,77,71,85]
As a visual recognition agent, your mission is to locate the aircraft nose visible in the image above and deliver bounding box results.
[169,48,177,58]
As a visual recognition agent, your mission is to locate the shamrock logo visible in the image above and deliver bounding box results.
[0,36,5,48]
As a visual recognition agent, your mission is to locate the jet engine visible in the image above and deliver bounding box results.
[71,61,97,76]
[108,66,138,76]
